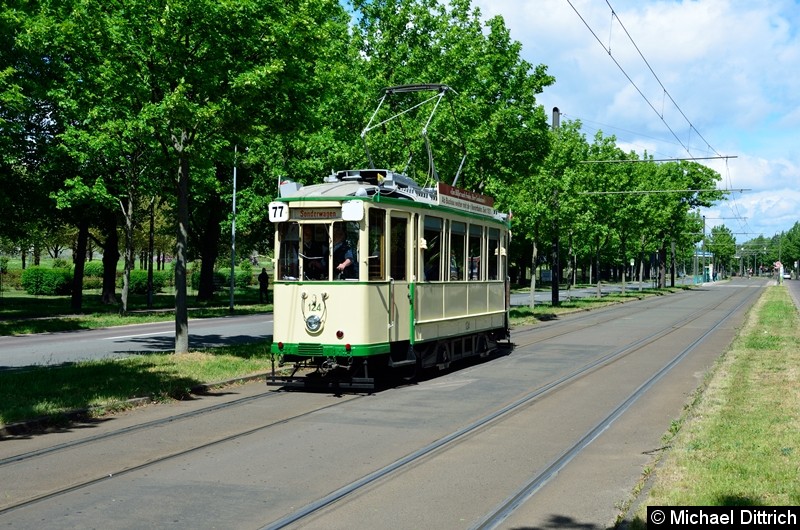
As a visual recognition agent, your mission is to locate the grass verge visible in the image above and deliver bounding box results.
[0,341,275,430]
[625,285,800,526]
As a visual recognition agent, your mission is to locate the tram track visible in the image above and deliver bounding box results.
[472,283,763,529]
[0,390,363,515]
[509,285,724,350]
[0,389,287,466]
[257,283,762,529]
[0,283,764,528]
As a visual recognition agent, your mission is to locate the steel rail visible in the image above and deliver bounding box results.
[471,284,762,529]
[259,284,759,529]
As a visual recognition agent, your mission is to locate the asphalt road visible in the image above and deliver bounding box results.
[0,313,274,368]
[510,279,700,306]
[0,278,771,529]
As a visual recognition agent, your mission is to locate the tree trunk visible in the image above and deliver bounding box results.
[620,239,627,296]
[121,193,135,314]
[147,198,155,309]
[595,236,601,299]
[101,214,120,305]
[670,238,676,288]
[71,217,90,312]
[196,193,224,302]
[551,233,559,307]
[529,240,537,309]
[175,150,190,354]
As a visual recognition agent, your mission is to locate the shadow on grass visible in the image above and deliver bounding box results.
[0,338,274,436]
[0,358,203,433]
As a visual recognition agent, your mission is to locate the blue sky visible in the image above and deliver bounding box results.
[474,0,800,242]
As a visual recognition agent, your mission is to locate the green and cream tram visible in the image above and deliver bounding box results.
[268,169,510,388]
[268,84,511,388]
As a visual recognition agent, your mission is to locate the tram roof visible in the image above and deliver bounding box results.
[278,169,508,222]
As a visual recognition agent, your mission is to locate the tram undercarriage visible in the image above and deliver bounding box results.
[267,329,511,391]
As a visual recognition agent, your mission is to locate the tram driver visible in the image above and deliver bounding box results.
[333,222,358,279]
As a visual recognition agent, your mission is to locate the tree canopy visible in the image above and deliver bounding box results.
[3,0,774,340]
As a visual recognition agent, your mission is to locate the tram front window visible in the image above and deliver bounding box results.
[280,221,360,281]
[301,223,328,281]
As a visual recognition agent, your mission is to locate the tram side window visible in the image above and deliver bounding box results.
[488,228,500,280]
[278,223,300,280]
[468,224,482,281]
[450,221,466,280]
[423,216,443,281]
[390,216,407,281]
[368,209,386,281]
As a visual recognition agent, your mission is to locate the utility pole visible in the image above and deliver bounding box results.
[230,145,237,313]
[701,215,706,282]
[551,107,560,307]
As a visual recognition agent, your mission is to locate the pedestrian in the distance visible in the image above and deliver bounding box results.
[258,267,270,303]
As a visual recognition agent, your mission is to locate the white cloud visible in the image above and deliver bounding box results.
[473,0,800,239]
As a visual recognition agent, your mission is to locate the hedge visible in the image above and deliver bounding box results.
[20,266,73,295]
[190,268,252,291]
[83,261,104,277]
[117,270,169,294]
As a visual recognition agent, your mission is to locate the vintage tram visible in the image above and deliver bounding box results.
[268,85,511,389]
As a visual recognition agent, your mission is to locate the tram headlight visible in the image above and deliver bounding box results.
[305,315,322,332]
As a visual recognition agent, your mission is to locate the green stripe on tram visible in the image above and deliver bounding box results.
[271,342,391,357]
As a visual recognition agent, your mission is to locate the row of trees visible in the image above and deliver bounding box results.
[2,0,796,352]
[707,225,800,278]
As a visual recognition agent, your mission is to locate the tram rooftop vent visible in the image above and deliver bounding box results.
[326,169,421,192]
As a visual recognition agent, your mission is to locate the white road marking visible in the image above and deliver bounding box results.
[102,330,174,340]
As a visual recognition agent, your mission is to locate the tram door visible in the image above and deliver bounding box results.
[389,212,410,341]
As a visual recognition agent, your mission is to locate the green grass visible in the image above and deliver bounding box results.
[0,341,276,428]
[626,286,800,526]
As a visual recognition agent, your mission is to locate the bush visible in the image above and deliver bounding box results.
[2,269,22,290]
[220,268,253,289]
[239,259,253,277]
[118,269,169,294]
[83,261,104,277]
[82,276,103,290]
[191,267,251,292]
[21,266,72,295]
[52,258,69,269]
[0,256,8,273]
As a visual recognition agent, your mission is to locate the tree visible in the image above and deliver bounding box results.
[707,225,736,278]
[16,0,352,351]
[352,0,554,307]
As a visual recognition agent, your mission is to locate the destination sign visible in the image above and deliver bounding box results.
[291,208,341,220]
[437,182,496,216]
